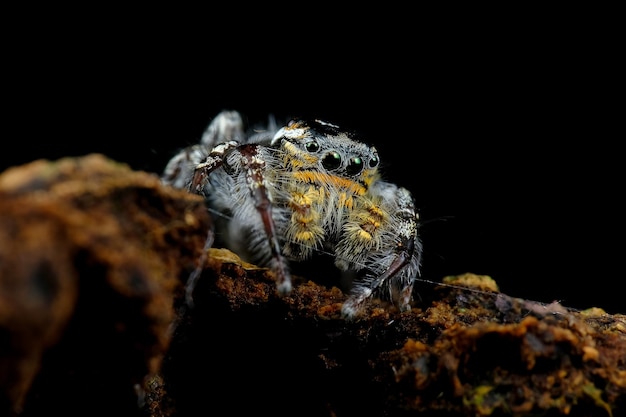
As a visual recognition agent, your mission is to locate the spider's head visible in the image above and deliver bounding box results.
[271,119,380,188]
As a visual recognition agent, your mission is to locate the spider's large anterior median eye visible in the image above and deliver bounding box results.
[305,140,320,153]
[322,151,342,170]
[347,157,364,176]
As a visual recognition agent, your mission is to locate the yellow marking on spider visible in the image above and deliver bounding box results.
[294,230,317,242]
[289,187,321,225]
[368,205,384,217]
[358,229,373,240]
[293,171,367,195]
[364,218,382,229]
[290,188,317,207]
[284,121,308,132]
[292,211,317,225]
[338,192,355,210]
[282,142,318,167]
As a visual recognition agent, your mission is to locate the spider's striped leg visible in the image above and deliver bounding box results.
[184,226,215,308]
[341,186,421,318]
[183,140,239,308]
[188,141,239,194]
[239,144,292,294]
[161,145,206,189]
[389,188,422,312]
[200,110,245,148]
[162,111,245,190]
[341,245,416,319]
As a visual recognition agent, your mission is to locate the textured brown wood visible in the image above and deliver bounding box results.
[0,155,210,417]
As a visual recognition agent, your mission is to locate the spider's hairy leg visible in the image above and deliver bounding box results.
[162,110,245,189]
[341,186,421,319]
[182,140,239,307]
[200,110,245,148]
[238,144,292,294]
[184,226,215,308]
[161,145,206,189]
[283,184,325,259]
[189,141,239,193]
[390,187,422,311]
[334,196,388,272]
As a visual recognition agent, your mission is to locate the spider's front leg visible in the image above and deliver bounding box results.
[236,145,293,294]
[162,110,245,189]
[386,187,422,312]
[189,141,239,193]
[183,140,240,307]
[339,186,422,318]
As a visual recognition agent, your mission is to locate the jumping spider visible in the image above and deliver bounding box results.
[162,110,422,318]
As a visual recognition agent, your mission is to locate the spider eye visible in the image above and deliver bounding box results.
[305,141,320,153]
[369,155,379,168]
[322,151,342,170]
[347,157,364,176]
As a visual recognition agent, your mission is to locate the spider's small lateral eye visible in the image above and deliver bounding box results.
[322,151,342,170]
[347,157,364,176]
[369,155,379,168]
[305,141,320,153]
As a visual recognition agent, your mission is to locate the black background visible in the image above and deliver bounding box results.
[3,9,623,314]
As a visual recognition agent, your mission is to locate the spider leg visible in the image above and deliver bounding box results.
[342,186,421,318]
[239,144,292,294]
[182,140,239,307]
[189,141,240,194]
[184,226,215,308]
[162,110,244,189]
[161,145,206,189]
[341,239,416,318]
[200,110,245,148]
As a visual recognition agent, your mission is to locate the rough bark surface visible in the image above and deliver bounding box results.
[0,155,210,417]
[1,155,625,417]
